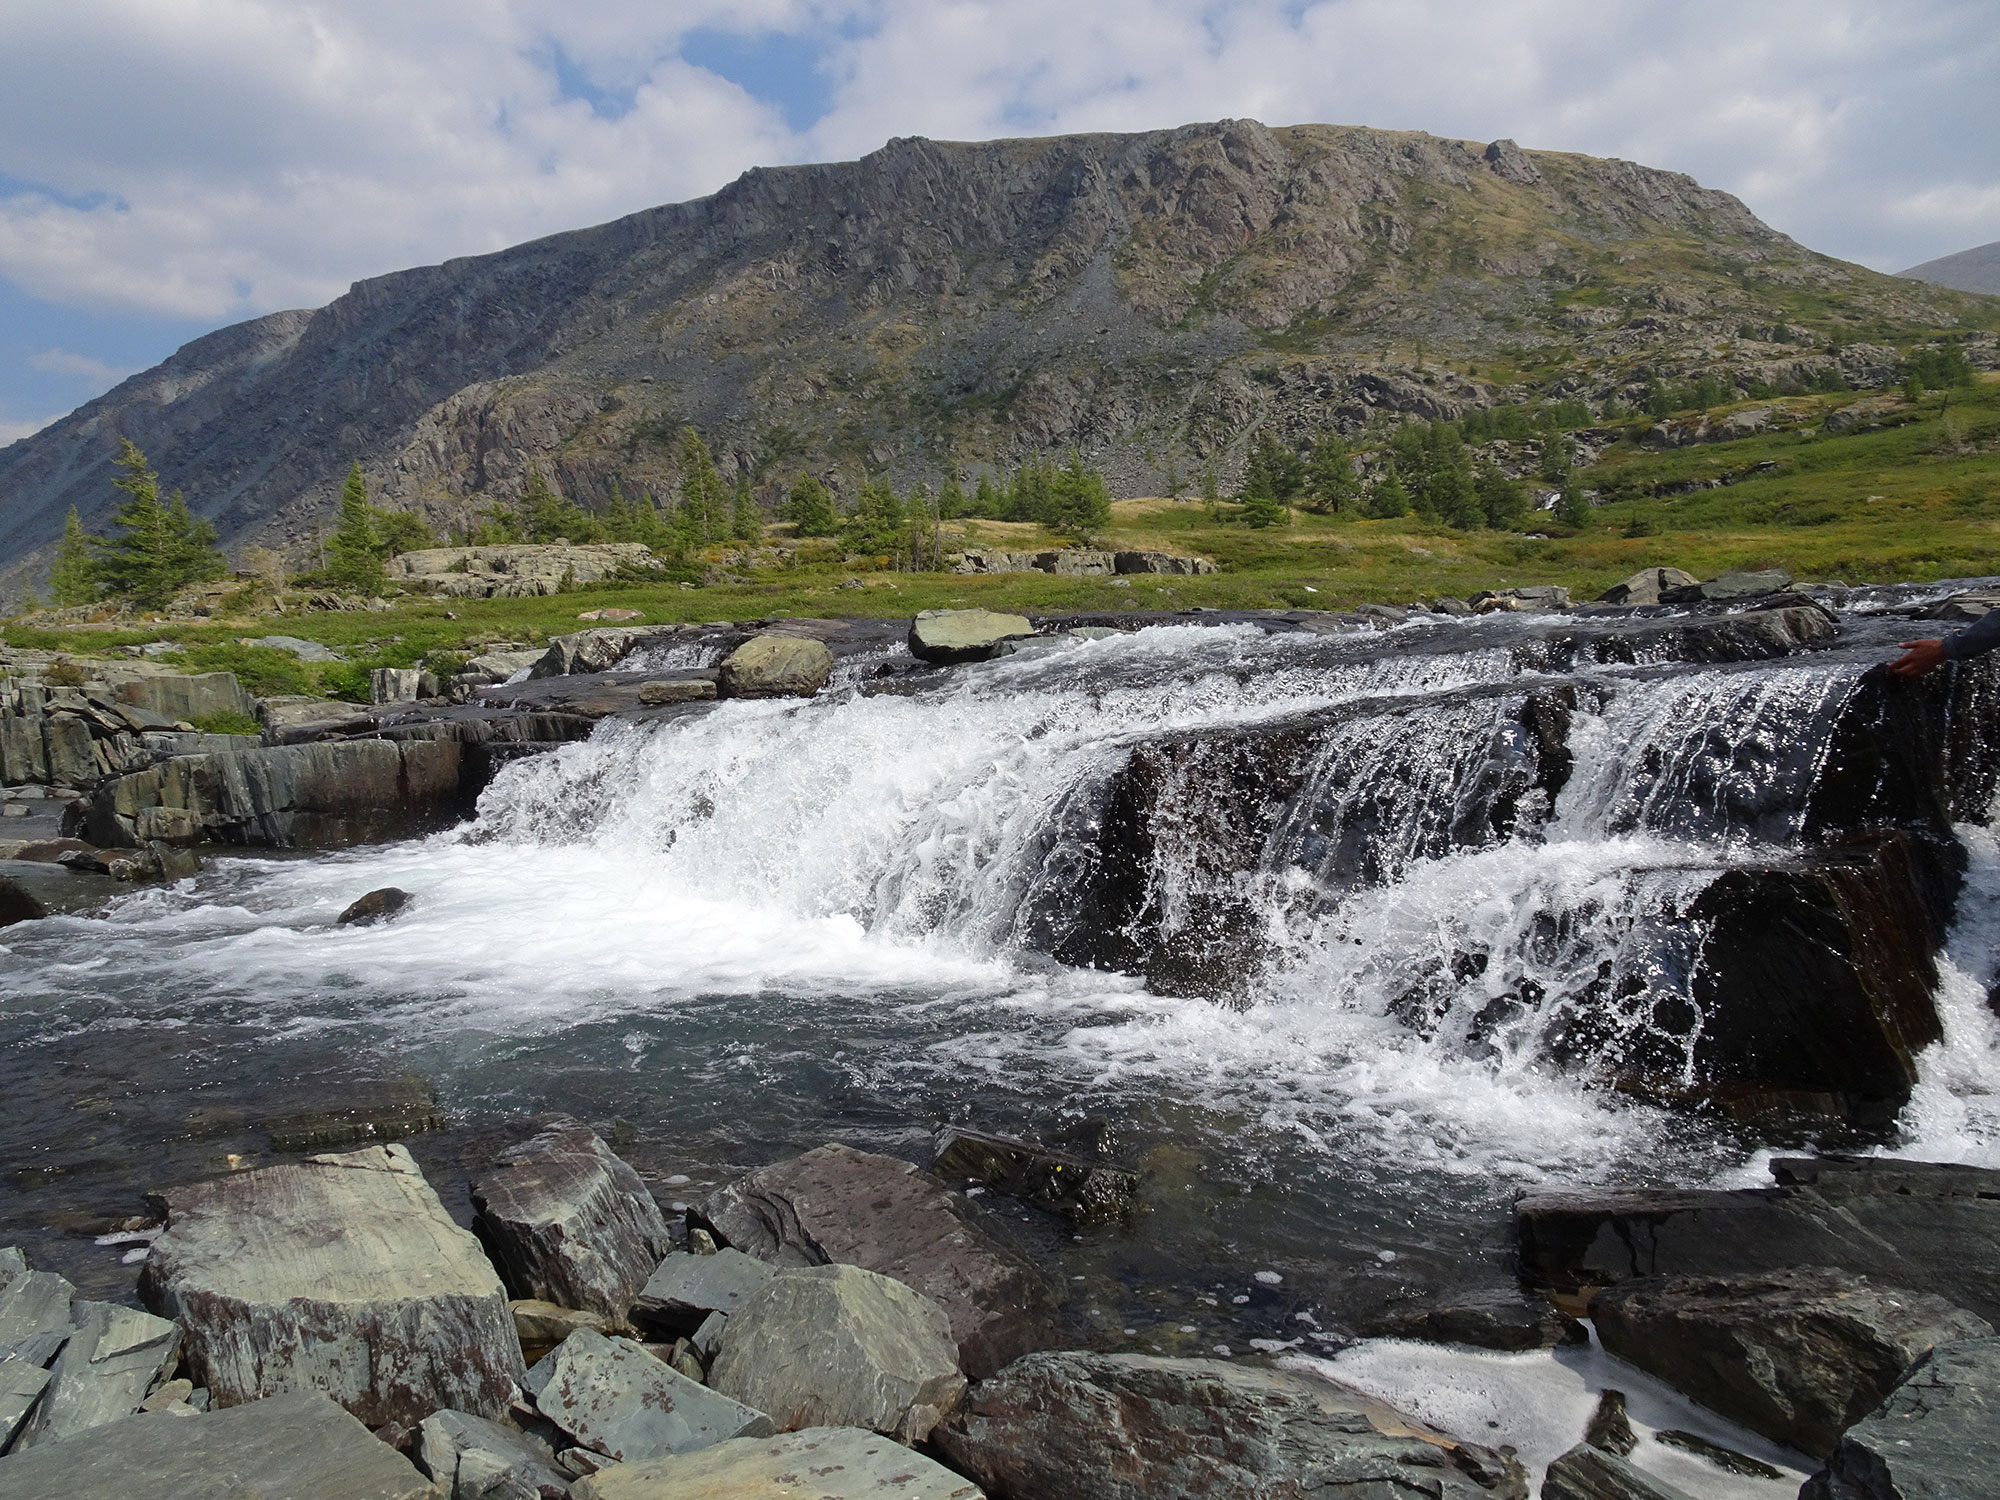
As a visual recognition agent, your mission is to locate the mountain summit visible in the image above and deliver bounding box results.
[1,119,1993,591]
[1900,239,2000,297]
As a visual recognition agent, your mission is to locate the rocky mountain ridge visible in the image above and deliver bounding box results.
[1900,238,2000,296]
[2,117,1996,602]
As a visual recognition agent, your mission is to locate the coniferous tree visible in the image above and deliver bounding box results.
[326,462,386,594]
[937,469,968,520]
[47,508,100,605]
[1305,435,1359,514]
[1476,462,1528,531]
[784,475,841,537]
[1366,462,1411,519]
[516,466,599,543]
[1046,452,1112,536]
[1430,461,1480,529]
[1555,477,1592,529]
[732,474,762,542]
[971,473,1002,519]
[674,429,728,546]
[845,478,906,556]
[93,439,225,607]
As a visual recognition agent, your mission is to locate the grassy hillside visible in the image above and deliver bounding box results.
[6,375,1997,693]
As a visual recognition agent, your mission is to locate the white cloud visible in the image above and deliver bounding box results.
[28,347,134,383]
[0,0,1994,330]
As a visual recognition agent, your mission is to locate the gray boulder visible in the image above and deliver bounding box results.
[707,1264,965,1443]
[935,1352,1526,1499]
[636,679,715,705]
[10,1300,180,1450]
[418,1407,571,1500]
[255,695,378,739]
[249,635,344,663]
[1542,1444,1697,1500]
[908,609,1037,665]
[570,1426,983,1500]
[631,1249,775,1339]
[471,1125,674,1325]
[1597,566,1700,606]
[524,1328,772,1463]
[715,635,833,699]
[1593,1267,1991,1456]
[1802,1336,2000,1499]
[112,671,255,724]
[0,1358,49,1452]
[0,1390,436,1500]
[140,1142,525,1427]
[1663,568,1792,603]
[0,1258,73,1351]
[699,1144,1055,1377]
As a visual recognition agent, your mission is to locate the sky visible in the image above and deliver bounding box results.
[1,0,1997,445]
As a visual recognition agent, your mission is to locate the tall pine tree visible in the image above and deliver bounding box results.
[325,462,386,594]
[93,439,224,607]
[47,508,100,606]
[784,475,841,537]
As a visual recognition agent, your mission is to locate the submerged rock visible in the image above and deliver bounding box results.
[1592,1266,1991,1456]
[471,1124,674,1325]
[1542,1443,1696,1500]
[707,1264,965,1443]
[0,1390,437,1500]
[935,1352,1526,1499]
[1361,1289,1586,1351]
[715,635,833,699]
[140,1142,525,1427]
[908,609,1037,665]
[524,1327,772,1463]
[337,886,413,925]
[931,1127,1137,1224]
[1801,1335,2000,1499]
[698,1144,1055,1377]
[570,1426,983,1500]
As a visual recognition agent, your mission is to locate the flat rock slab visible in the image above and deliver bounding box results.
[571,1426,984,1500]
[700,1144,1054,1377]
[526,1327,772,1463]
[418,1407,570,1500]
[632,1250,775,1338]
[1593,1266,1991,1457]
[1361,1289,1587,1351]
[708,1264,965,1443]
[935,1352,1526,1499]
[0,1361,50,1453]
[0,1390,436,1500]
[0,1267,73,1351]
[140,1142,525,1427]
[1802,1335,2000,1499]
[908,609,1037,664]
[472,1124,673,1324]
[11,1300,180,1451]
[1542,1443,1697,1500]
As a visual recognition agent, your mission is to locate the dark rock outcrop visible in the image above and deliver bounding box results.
[337,886,413,925]
[471,1124,674,1325]
[1542,1444,1696,1500]
[697,1144,1056,1378]
[935,1352,1526,1499]
[1360,1289,1586,1351]
[931,1127,1137,1224]
[1800,1336,2000,1499]
[1591,1267,1991,1456]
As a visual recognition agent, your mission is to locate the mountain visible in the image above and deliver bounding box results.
[3,118,1996,601]
[1899,239,2000,297]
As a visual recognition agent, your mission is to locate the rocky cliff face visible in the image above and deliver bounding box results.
[2,118,1994,597]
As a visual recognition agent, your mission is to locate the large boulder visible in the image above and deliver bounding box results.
[0,1391,438,1500]
[1592,1267,1991,1456]
[1662,568,1792,603]
[571,1427,984,1500]
[631,1249,775,1339]
[471,1124,674,1325]
[707,1264,965,1443]
[1801,1336,2000,1499]
[1597,567,1700,606]
[1542,1444,1697,1500]
[698,1144,1055,1377]
[111,671,254,724]
[908,609,1037,665]
[934,1352,1526,1499]
[715,635,833,699]
[417,1407,570,1500]
[1517,1156,2000,1327]
[10,1300,181,1451]
[139,1143,526,1427]
[525,1328,771,1463]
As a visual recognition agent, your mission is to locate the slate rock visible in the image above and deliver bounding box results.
[0,1264,73,1352]
[636,679,715,705]
[0,1390,436,1500]
[0,876,44,928]
[934,1351,1526,1499]
[418,1407,571,1500]
[1801,1335,2000,1499]
[631,1249,775,1339]
[571,1426,984,1500]
[1516,1155,2000,1326]
[931,1127,1137,1224]
[1597,566,1700,606]
[1583,1389,1635,1456]
[1541,1443,1697,1500]
[513,1298,610,1355]
[524,1328,773,1463]
[140,1142,525,1427]
[338,886,414,925]
[1361,1288,1587,1351]
[715,635,834,698]
[1592,1266,1991,1456]
[1663,567,1792,603]
[908,609,1037,664]
[698,1144,1055,1377]
[0,1358,49,1453]
[11,1299,181,1450]
[708,1264,965,1443]
[472,1125,674,1324]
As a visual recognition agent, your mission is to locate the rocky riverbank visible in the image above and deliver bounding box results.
[2,1122,1994,1497]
